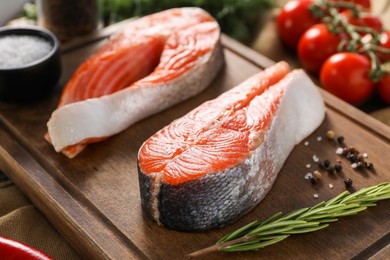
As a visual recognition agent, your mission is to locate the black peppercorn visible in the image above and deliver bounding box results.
[336,136,345,144]
[366,162,374,170]
[323,159,331,168]
[326,166,334,173]
[318,161,324,169]
[344,178,353,188]
[347,153,357,162]
[357,161,365,169]
[334,163,342,172]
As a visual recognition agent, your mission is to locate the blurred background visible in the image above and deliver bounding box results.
[1,0,389,123]
[1,1,388,42]
[1,0,275,43]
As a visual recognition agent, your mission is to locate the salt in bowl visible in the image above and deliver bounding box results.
[0,26,61,102]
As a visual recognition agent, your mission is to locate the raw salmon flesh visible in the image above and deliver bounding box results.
[138,62,326,231]
[46,8,224,158]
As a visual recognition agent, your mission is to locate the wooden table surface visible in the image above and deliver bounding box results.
[0,18,389,259]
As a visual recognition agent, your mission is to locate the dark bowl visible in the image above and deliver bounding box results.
[0,26,61,102]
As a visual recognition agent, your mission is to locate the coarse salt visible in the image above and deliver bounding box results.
[304,141,309,146]
[363,152,368,158]
[0,35,52,69]
[306,164,311,168]
[316,136,322,142]
[313,193,319,199]
[312,155,319,162]
[304,172,313,180]
[329,183,334,189]
[351,163,358,169]
[336,147,344,155]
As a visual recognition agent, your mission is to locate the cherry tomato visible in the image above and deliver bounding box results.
[378,31,390,62]
[298,24,342,74]
[362,31,390,62]
[277,0,320,49]
[340,10,383,33]
[320,53,375,104]
[378,73,390,104]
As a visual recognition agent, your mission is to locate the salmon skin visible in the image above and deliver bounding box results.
[138,62,326,231]
[46,8,224,158]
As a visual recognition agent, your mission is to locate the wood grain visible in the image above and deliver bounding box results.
[0,30,389,259]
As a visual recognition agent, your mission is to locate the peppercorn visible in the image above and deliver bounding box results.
[357,161,365,169]
[334,163,342,172]
[356,155,364,162]
[323,159,331,168]
[326,130,335,140]
[366,162,374,170]
[348,147,357,154]
[344,178,353,188]
[318,161,324,169]
[326,166,334,174]
[347,153,357,162]
[336,136,344,144]
[313,170,322,180]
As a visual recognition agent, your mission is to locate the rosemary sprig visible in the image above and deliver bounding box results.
[188,182,390,257]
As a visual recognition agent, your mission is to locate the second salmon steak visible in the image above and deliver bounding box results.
[46,8,224,158]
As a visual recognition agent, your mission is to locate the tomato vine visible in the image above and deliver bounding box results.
[309,0,390,82]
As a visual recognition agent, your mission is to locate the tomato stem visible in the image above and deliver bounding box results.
[311,0,390,83]
[381,62,390,73]
[373,45,390,55]
[367,51,383,82]
[324,1,362,12]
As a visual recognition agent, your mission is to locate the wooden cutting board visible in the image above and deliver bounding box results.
[0,22,389,259]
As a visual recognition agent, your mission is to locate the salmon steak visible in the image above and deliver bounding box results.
[46,8,224,158]
[138,62,326,231]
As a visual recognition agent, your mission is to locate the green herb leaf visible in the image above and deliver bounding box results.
[189,182,390,257]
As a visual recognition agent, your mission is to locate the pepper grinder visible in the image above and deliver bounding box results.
[37,0,100,42]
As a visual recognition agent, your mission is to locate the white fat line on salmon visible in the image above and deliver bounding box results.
[150,172,163,225]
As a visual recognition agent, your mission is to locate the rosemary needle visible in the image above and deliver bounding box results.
[188,182,390,257]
